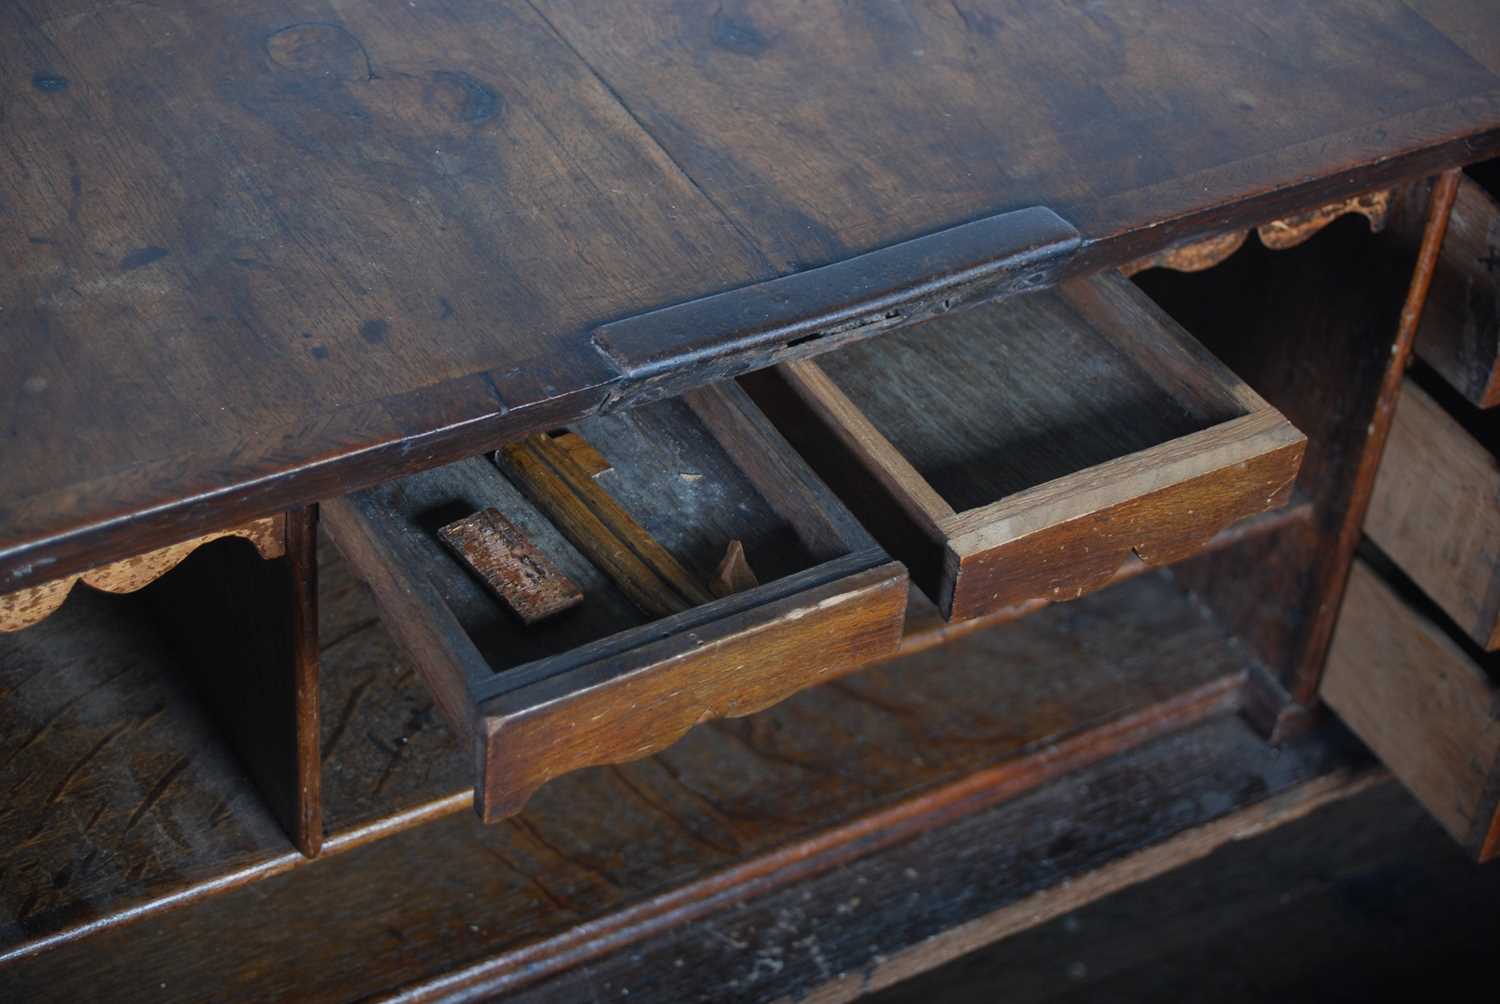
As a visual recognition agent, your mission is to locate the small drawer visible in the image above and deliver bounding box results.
[1366,379,1500,651]
[1413,172,1500,408]
[1323,559,1500,862]
[323,382,907,822]
[743,272,1307,622]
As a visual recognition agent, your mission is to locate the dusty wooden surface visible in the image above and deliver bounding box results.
[4,1,1500,588]
[458,716,1375,1004]
[864,778,1500,1004]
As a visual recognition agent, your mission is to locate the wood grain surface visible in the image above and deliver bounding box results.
[4,1,1500,589]
[438,508,583,626]
[1322,559,1500,860]
[1366,379,1500,650]
[1409,172,1500,407]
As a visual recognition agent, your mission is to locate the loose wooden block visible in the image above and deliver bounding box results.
[746,271,1307,622]
[438,508,583,626]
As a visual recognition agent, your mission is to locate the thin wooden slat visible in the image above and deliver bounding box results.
[438,508,584,626]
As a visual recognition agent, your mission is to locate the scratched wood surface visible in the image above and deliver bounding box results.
[0,713,1369,1003]
[4,1,1500,590]
[0,527,1248,967]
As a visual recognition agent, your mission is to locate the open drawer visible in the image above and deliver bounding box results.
[1323,559,1500,862]
[743,271,1307,622]
[323,382,907,822]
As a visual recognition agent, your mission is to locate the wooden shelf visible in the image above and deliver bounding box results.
[0,581,292,961]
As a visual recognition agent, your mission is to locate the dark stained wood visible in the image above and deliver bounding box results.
[0,565,293,961]
[746,272,1305,621]
[1322,558,1500,861]
[438,508,584,626]
[592,206,1081,406]
[1366,379,1500,650]
[144,506,323,857]
[1134,178,1457,710]
[325,383,911,821]
[0,712,1370,1003]
[0,534,1248,974]
[495,718,1375,1004]
[4,2,1500,592]
[1406,172,1500,407]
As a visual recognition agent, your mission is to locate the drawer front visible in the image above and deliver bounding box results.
[1323,560,1500,861]
[746,271,1306,623]
[1411,173,1500,409]
[325,381,908,822]
[1366,380,1500,651]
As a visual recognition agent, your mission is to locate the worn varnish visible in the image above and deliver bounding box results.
[0,529,1249,972]
[746,272,1305,621]
[4,2,1500,589]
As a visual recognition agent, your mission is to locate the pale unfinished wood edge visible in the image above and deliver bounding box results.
[941,411,1304,553]
[1122,188,1394,276]
[0,515,286,633]
[1255,188,1393,250]
[1120,228,1249,277]
[778,358,956,525]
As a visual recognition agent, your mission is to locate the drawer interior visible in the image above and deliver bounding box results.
[815,287,1238,513]
[370,392,864,685]
[746,272,1305,621]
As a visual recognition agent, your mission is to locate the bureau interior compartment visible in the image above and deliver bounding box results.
[324,380,908,822]
[0,545,295,952]
[744,270,1307,622]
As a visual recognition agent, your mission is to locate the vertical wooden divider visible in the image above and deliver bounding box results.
[145,506,323,856]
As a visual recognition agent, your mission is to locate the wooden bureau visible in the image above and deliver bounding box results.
[3,3,1500,1000]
